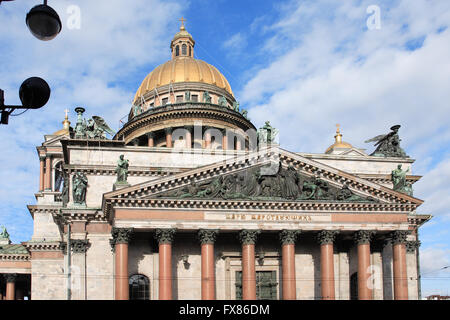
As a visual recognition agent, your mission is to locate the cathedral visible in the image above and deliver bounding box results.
[0,22,430,300]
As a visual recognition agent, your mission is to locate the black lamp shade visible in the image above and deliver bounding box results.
[19,77,51,109]
[26,4,62,41]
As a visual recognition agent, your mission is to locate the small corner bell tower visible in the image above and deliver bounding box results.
[171,17,195,59]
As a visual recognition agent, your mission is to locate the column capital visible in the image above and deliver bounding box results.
[70,239,90,254]
[238,229,261,245]
[39,156,46,161]
[353,230,375,245]
[390,230,410,245]
[147,131,155,138]
[405,240,421,253]
[3,273,17,283]
[317,230,339,245]
[198,229,219,245]
[279,230,301,245]
[164,127,173,134]
[110,227,133,251]
[154,228,176,244]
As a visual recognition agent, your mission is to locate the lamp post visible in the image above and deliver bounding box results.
[26,0,62,41]
[0,77,51,124]
[0,0,62,41]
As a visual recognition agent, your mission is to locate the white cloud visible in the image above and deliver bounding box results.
[0,0,185,242]
[240,0,450,177]
[223,32,246,50]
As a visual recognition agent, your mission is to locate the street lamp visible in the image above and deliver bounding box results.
[0,77,51,124]
[26,0,62,41]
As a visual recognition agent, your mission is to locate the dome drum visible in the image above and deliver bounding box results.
[130,81,236,122]
[117,103,255,146]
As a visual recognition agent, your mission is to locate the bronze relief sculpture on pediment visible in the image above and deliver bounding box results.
[156,162,375,202]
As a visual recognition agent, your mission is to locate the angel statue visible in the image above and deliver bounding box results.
[364,125,408,158]
[85,116,115,139]
[73,107,116,139]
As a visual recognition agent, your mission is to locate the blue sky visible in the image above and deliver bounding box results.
[0,0,449,297]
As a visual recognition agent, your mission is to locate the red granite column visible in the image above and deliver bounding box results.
[155,228,176,300]
[391,231,409,300]
[112,228,133,300]
[165,128,173,148]
[198,229,218,300]
[39,156,45,192]
[279,230,300,300]
[317,230,339,300]
[44,156,52,190]
[147,132,154,147]
[354,230,375,300]
[239,230,260,300]
[4,274,17,300]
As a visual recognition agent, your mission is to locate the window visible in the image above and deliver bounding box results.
[54,161,64,192]
[129,274,150,300]
[235,271,277,300]
[175,45,179,56]
[189,46,192,57]
[191,95,198,102]
[176,95,183,103]
[182,43,187,55]
[162,97,169,105]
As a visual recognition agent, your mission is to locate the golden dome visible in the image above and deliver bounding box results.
[133,58,233,103]
[325,124,353,153]
[133,21,233,104]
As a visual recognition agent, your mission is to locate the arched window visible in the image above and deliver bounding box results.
[182,43,187,55]
[189,46,192,57]
[54,161,64,192]
[129,274,150,300]
[175,45,179,56]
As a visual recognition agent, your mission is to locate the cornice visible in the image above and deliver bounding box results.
[116,103,255,143]
[24,241,65,252]
[0,254,30,261]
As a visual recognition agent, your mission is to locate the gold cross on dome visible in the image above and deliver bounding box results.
[64,108,69,118]
[179,17,186,28]
[336,123,340,133]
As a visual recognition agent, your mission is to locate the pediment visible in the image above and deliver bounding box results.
[103,146,423,213]
[43,134,69,147]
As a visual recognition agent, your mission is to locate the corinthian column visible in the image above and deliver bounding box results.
[165,128,173,148]
[39,156,45,192]
[317,230,339,300]
[4,273,17,300]
[391,230,409,300]
[45,156,52,190]
[279,230,300,300]
[238,230,260,300]
[354,230,375,300]
[111,227,133,300]
[147,132,154,147]
[198,229,218,300]
[154,228,176,300]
